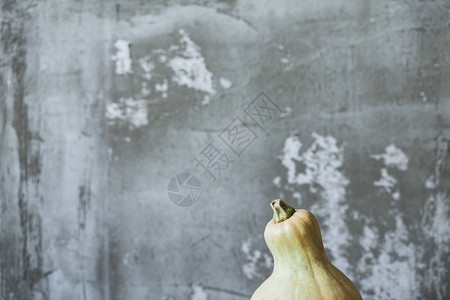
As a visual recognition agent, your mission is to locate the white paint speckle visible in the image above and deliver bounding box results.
[191,285,208,300]
[420,91,428,102]
[141,82,151,96]
[159,54,167,63]
[155,79,168,98]
[425,176,438,189]
[122,250,138,268]
[374,168,397,193]
[392,190,400,200]
[262,253,273,269]
[292,191,302,204]
[280,106,292,118]
[425,135,448,189]
[272,176,282,188]
[105,98,148,127]
[279,136,302,184]
[168,29,216,95]
[138,56,154,80]
[371,144,409,171]
[219,77,232,89]
[155,79,168,92]
[359,221,379,252]
[201,95,210,106]
[112,39,132,75]
[280,56,293,72]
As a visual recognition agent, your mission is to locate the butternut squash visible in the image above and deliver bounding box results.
[250,199,362,300]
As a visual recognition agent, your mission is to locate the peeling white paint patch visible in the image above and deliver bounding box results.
[155,79,168,98]
[422,192,450,249]
[219,77,232,89]
[241,237,273,280]
[274,134,448,299]
[105,98,148,127]
[421,192,450,298]
[191,285,208,300]
[279,133,351,273]
[357,143,449,299]
[294,133,351,272]
[295,133,349,190]
[374,168,397,193]
[425,135,448,189]
[371,144,409,171]
[168,29,216,95]
[112,39,132,75]
[357,214,419,300]
[138,56,154,80]
[132,29,217,103]
[279,136,302,184]
[372,144,408,199]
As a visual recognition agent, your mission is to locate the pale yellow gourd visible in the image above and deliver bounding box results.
[251,200,362,300]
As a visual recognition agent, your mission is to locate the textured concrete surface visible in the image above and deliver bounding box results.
[1,0,449,299]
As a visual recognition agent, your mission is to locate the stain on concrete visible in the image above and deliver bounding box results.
[1,1,45,298]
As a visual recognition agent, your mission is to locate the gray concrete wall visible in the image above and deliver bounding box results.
[1,0,449,299]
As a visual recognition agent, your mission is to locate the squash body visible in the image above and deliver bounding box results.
[251,201,362,300]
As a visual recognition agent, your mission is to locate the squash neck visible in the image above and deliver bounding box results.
[271,248,329,275]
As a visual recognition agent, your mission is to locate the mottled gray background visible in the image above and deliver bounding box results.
[1,0,450,299]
